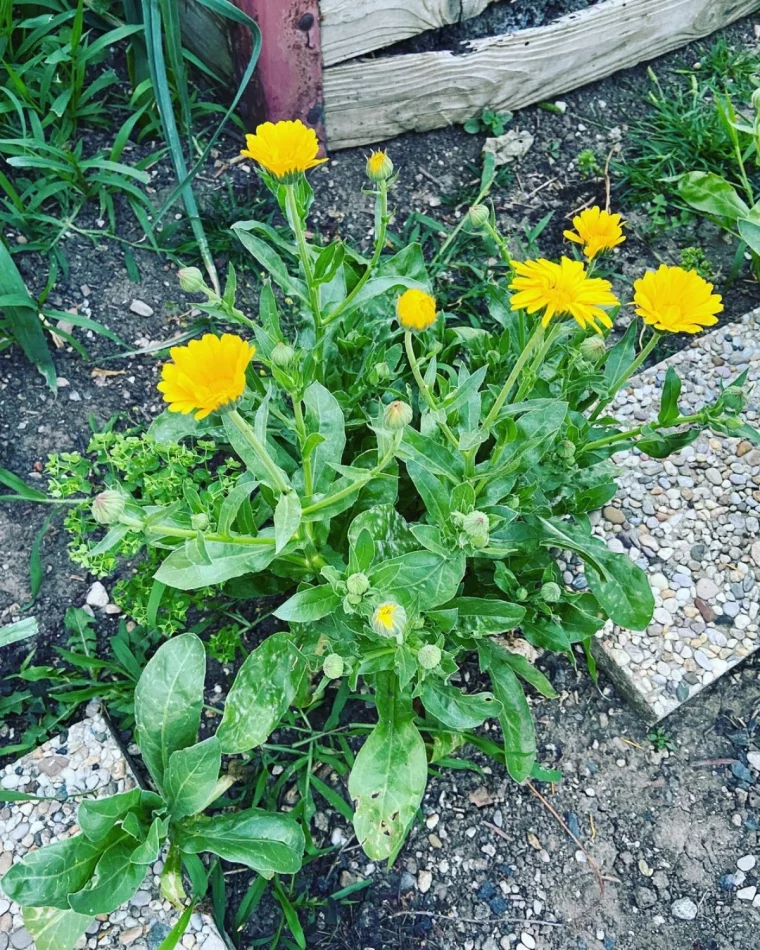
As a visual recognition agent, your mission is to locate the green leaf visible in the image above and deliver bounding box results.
[22,907,93,950]
[603,321,638,390]
[0,242,55,389]
[274,491,302,554]
[218,476,259,536]
[497,650,558,698]
[78,789,142,842]
[405,459,450,524]
[538,518,653,629]
[479,640,536,783]
[165,737,222,819]
[134,633,206,790]
[233,225,307,300]
[678,171,748,221]
[738,216,760,257]
[349,527,375,573]
[419,680,502,730]
[0,465,47,501]
[0,616,38,648]
[348,678,427,861]
[303,381,346,493]
[658,367,682,425]
[370,550,466,610]
[68,836,149,916]
[348,505,417,560]
[274,585,341,623]
[636,427,700,459]
[398,428,464,482]
[177,807,304,877]
[155,537,276,591]
[1,833,107,909]
[217,633,308,753]
[130,816,166,865]
[442,597,525,636]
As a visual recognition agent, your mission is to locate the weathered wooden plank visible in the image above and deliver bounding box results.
[323,0,760,149]
[319,0,495,67]
[178,0,235,83]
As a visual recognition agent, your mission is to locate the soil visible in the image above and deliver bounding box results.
[2,13,760,950]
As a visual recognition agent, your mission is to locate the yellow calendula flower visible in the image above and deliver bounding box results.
[563,207,625,259]
[241,119,327,182]
[371,601,407,639]
[366,149,393,182]
[158,333,255,420]
[633,264,723,334]
[397,288,436,332]
[509,257,619,333]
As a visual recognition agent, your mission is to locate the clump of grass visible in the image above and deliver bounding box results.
[613,38,760,209]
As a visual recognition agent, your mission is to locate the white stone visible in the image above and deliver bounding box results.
[85,582,109,608]
[520,935,536,950]
[737,885,757,901]
[737,855,757,872]
[671,897,698,920]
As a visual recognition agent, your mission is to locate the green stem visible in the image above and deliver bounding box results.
[302,446,396,518]
[227,409,290,495]
[481,320,545,432]
[513,322,562,403]
[404,331,459,450]
[433,180,494,271]
[582,411,704,453]
[589,329,660,423]
[483,221,511,265]
[291,398,313,496]
[285,183,322,331]
[119,513,274,547]
[323,178,389,327]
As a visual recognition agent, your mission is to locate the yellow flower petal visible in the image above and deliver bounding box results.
[563,207,625,259]
[397,288,437,332]
[158,333,255,419]
[241,120,327,182]
[633,264,723,334]
[509,257,619,333]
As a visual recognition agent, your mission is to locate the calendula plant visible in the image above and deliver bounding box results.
[22,121,759,867]
[678,88,760,280]
[1,635,304,949]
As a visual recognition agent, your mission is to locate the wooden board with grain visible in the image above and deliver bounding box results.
[319,0,495,66]
[178,0,235,83]
[323,0,760,149]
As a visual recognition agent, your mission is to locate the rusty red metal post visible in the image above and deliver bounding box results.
[231,0,325,147]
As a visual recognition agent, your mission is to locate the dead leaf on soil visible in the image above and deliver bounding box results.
[482,129,534,166]
[527,831,542,851]
[91,368,125,378]
[468,786,495,808]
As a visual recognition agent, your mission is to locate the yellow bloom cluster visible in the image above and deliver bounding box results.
[633,264,723,334]
[509,257,619,333]
[241,119,326,182]
[563,207,625,259]
[158,334,255,419]
[397,288,437,332]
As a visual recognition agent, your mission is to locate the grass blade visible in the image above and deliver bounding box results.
[0,242,55,388]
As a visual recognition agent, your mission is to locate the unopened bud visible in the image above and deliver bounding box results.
[323,654,344,679]
[417,644,442,670]
[468,204,490,229]
[271,341,296,368]
[515,587,529,601]
[178,267,206,294]
[371,601,406,639]
[91,490,125,525]
[366,150,394,182]
[580,336,606,362]
[752,88,760,112]
[722,384,745,412]
[372,361,391,382]
[384,400,413,430]
[346,572,370,597]
[540,581,562,603]
[191,512,209,531]
[556,440,576,460]
[462,510,489,538]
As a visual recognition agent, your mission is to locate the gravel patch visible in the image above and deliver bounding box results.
[592,309,760,721]
[0,707,225,949]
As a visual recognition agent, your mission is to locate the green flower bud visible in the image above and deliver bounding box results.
[417,644,442,670]
[556,440,576,460]
[91,490,125,525]
[515,587,529,601]
[580,336,606,362]
[372,361,391,382]
[384,400,413,430]
[323,653,344,679]
[752,88,760,112]
[467,204,490,229]
[540,581,562,603]
[191,512,209,531]
[346,572,370,597]
[271,341,296,368]
[342,594,359,614]
[371,601,407,639]
[462,510,489,535]
[486,349,501,368]
[366,150,394,182]
[178,267,206,294]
